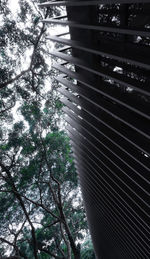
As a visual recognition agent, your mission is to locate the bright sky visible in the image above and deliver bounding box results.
[6,0,70,134]
[9,0,20,16]
[8,0,68,124]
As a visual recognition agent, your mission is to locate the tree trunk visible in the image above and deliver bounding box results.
[73,249,80,259]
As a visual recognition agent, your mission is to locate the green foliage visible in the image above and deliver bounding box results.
[0,0,94,258]
[81,239,96,259]
[0,94,91,258]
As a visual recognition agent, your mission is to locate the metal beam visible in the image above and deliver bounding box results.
[50,50,150,98]
[43,18,150,37]
[39,0,150,8]
[47,35,150,70]
[54,67,150,145]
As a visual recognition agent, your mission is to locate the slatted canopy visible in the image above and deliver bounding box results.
[40,1,150,258]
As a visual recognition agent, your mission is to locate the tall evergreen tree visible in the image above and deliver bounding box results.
[0,1,95,258]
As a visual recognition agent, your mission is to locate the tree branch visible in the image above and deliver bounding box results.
[0,162,38,259]
[38,135,80,258]
[0,237,27,259]
[20,193,60,220]
[60,223,71,259]
[0,68,31,89]
[54,238,66,259]
[0,10,49,90]
[38,247,65,259]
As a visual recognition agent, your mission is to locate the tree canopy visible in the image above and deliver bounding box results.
[0,1,95,258]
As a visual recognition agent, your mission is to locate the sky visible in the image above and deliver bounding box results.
[7,0,68,125]
[9,0,19,14]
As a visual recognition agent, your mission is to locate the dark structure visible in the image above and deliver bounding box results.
[40,1,150,258]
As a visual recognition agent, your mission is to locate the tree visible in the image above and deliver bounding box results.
[0,97,88,259]
[0,0,60,119]
[80,239,95,259]
[0,1,95,258]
